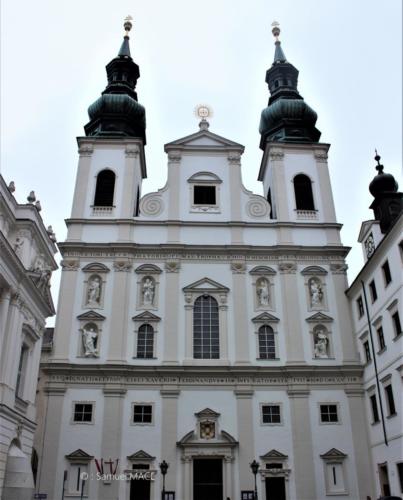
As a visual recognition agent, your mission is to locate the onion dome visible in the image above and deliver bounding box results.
[84,17,146,142]
[369,151,403,234]
[259,23,321,149]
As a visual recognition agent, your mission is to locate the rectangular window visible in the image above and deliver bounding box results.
[369,280,378,302]
[363,340,371,362]
[261,404,281,424]
[377,326,386,351]
[241,492,255,500]
[320,404,339,423]
[392,312,402,337]
[382,260,392,285]
[133,404,153,424]
[73,403,93,423]
[15,344,29,398]
[357,297,364,318]
[370,394,380,423]
[193,185,216,205]
[397,463,403,493]
[384,384,396,416]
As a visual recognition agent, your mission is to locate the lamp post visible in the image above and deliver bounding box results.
[250,460,259,500]
[159,460,169,500]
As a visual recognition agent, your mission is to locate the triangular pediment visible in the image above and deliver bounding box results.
[195,408,221,419]
[132,311,161,322]
[183,277,229,293]
[260,449,288,460]
[127,450,155,461]
[66,449,93,461]
[306,312,333,323]
[320,448,347,459]
[77,310,106,321]
[252,312,280,323]
[165,129,244,150]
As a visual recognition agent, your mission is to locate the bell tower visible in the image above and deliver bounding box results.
[68,16,146,230]
[258,23,337,233]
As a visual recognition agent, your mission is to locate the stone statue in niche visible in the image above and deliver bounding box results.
[13,237,24,258]
[257,278,270,306]
[82,325,98,357]
[200,420,215,439]
[142,277,155,306]
[86,276,102,306]
[314,329,329,358]
[309,278,323,307]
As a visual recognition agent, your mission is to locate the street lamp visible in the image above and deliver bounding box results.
[250,459,259,500]
[159,460,169,500]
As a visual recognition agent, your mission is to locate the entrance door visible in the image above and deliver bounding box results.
[265,477,286,500]
[130,464,151,500]
[379,464,391,497]
[193,458,223,500]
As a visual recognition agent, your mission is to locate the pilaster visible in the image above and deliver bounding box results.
[162,263,180,364]
[234,388,254,491]
[160,388,180,493]
[231,263,250,364]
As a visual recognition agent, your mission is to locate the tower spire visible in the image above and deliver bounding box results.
[118,15,133,57]
[271,21,287,63]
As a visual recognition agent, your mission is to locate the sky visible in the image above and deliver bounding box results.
[1,0,402,317]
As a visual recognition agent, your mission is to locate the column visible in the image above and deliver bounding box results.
[228,155,244,245]
[107,261,131,362]
[0,293,23,388]
[288,389,316,500]
[99,388,126,500]
[70,145,93,219]
[235,389,254,491]
[163,265,180,364]
[224,455,234,499]
[279,263,305,364]
[345,388,375,498]
[181,456,191,500]
[167,151,181,243]
[231,264,250,364]
[37,387,66,500]
[160,388,180,493]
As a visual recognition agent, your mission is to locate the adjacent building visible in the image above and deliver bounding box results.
[346,154,403,498]
[0,175,57,499]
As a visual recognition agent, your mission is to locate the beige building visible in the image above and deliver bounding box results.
[0,174,57,499]
[34,21,376,500]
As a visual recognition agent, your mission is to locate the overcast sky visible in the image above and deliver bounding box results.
[1,0,402,316]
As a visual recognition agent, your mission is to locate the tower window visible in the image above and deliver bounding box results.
[356,296,364,318]
[258,325,276,359]
[369,280,378,302]
[194,185,216,205]
[381,260,392,285]
[370,394,380,423]
[193,295,219,359]
[94,169,116,207]
[384,384,396,416]
[294,174,315,210]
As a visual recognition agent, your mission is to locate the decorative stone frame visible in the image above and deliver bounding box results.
[259,450,291,499]
[76,310,106,358]
[125,450,157,495]
[15,324,39,408]
[90,167,117,217]
[70,401,96,425]
[130,402,155,426]
[372,315,386,354]
[259,403,284,426]
[306,313,334,360]
[252,313,280,361]
[65,449,93,496]
[82,262,110,310]
[317,402,341,425]
[387,298,402,340]
[195,408,221,440]
[135,264,162,311]
[292,172,318,220]
[132,311,161,359]
[183,278,229,364]
[249,266,276,311]
[320,448,348,496]
[301,266,328,312]
[187,172,222,214]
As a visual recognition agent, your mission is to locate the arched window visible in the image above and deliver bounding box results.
[294,174,315,210]
[94,170,115,207]
[193,295,219,359]
[258,325,276,359]
[137,324,154,359]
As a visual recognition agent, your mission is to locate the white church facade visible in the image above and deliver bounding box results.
[33,20,377,500]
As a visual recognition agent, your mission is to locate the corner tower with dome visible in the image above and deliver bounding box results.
[34,19,375,500]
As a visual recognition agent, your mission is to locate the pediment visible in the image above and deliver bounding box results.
[132,311,161,322]
[82,262,110,273]
[77,310,106,321]
[177,429,238,447]
[188,171,222,184]
[183,277,229,293]
[260,449,288,460]
[252,312,280,323]
[305,312,333,323]
[127,450,155,461]
[66,449,93,461]
[135,264,163,275]
[320,448,347,460]
[249,266,277,276]
[301,265,328,276]
[195,408,221,419]
[165,129,244,150]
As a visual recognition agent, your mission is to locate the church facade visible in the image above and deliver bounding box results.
[35,20,374,500]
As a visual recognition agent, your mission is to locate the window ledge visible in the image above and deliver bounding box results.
[393,332,403,342]
[386,412,397,419]
[377,347,387,355]
[133,357,158,360]
[14,397,29,413]
[371,420,380,426]
[257,357,280,361]
[295,209,318,220]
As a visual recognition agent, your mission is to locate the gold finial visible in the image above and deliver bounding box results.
[194,104,213,130]
[124,15,133,36]
[271,21,281,41]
